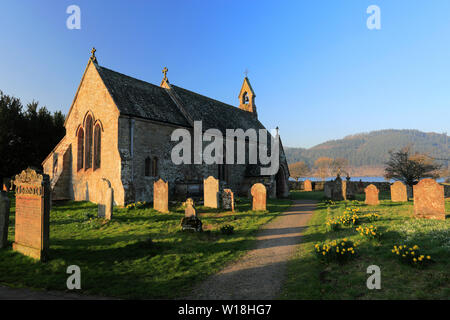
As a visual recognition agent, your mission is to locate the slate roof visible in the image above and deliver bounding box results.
[95,63,266,133]
[95,65,190,127]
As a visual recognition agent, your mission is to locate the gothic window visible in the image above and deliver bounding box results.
[84,115,93,170]
[77,128,84,171]
[152,157,158,176]
[145,157,151,177]
[93,124,101,170]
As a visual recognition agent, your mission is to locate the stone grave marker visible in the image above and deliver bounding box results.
[204,176,219,208]
[222,189,235,212]
[251,183,267,211]
[12,168,50,260]
[391,181,407,202]
[0,192,11,248]
[364,184,380,205]
[413,179,445,220]
[153,178,169,213]
[182,198,202,232]
[304,179,312,191]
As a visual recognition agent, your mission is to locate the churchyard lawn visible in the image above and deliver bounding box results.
[281,191,450,299]
[0,193,291,299]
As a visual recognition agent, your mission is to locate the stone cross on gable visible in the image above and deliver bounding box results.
[90,47,98,63]
[162,67,168,80]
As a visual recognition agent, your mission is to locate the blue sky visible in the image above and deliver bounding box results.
[0,0,449,148]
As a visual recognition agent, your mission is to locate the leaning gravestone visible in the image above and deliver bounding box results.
[98,178,114,220]
[153,178,169,213]
[413,179,445,220]
[181,198,202,232]
[364,184,380,205]
[251,183,267,211]
[12,168,50,260]
[204,176,219,208]
[304,179,313,191]
[0,192,11,248]
[391,181,407,202]
[222,189,235,212]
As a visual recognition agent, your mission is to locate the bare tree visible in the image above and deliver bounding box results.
[384,147,442,187]
[331,158,350,176]
[314,157,333,181]
[288,161,310,181]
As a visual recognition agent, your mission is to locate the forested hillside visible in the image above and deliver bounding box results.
[285,129,449,169]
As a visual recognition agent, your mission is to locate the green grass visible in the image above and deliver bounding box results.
[281,191,450,300]
[0,193,291,299]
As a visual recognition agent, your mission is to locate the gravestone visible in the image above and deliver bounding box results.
[12,168,50,260]
[0,192,11,248]
[98,179,114,220]
[181,198,202,232]
[251,183,267,211]
[153,178,169,213]
[204,176,219,208]
[391,181,407,202]
[304,179,312,191]
[413,179,445,220]
[184,198,197,218]
[222,189,235,212]
[364,184,380,205]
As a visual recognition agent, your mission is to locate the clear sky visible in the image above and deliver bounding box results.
[0,0,449,148]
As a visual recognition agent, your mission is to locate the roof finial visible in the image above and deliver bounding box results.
[90,47,97,63]
[244,68,249,78]
[162,67,168,82]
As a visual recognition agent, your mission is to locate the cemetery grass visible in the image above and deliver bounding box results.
[0,194,291,299]
[281,191,450,299]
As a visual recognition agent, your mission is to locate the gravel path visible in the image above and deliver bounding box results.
[186,199,317,300]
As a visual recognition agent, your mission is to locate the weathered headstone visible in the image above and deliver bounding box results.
[181,198,202,232]
[304,179,313,191]
[413,179,445,220]
[204,176,219,208]
[391,181,407,202]
[0,192,11,248]
[364,184,380,205]
[251,183,267,211]
[184,198,197,217]
[12,168,50,260]
[98,179,114,220]
[153,178,169,213]
[222,189,235,212]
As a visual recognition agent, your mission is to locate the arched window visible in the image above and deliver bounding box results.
[242,92,249,104]
[77,128,84,171]
[145,157,151,177]
[93,124,101,170]
[152,157,158,176]
[84,115,93,170]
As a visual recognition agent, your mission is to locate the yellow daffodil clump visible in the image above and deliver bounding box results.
[314,238,357,264]
[391,244,432,267]
[356,225,381,240]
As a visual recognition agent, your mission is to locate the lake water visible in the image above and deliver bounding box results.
[289,176,445,183]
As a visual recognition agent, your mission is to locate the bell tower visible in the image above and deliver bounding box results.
[238,76,257,117]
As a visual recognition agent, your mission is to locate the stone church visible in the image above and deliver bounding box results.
[42,49,290,206]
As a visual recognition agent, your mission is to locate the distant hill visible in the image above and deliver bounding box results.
[285,129,449,175]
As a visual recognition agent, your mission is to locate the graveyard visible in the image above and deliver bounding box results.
[0,189,291,299]
[0,175,448,299]
[282,190,450,299]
